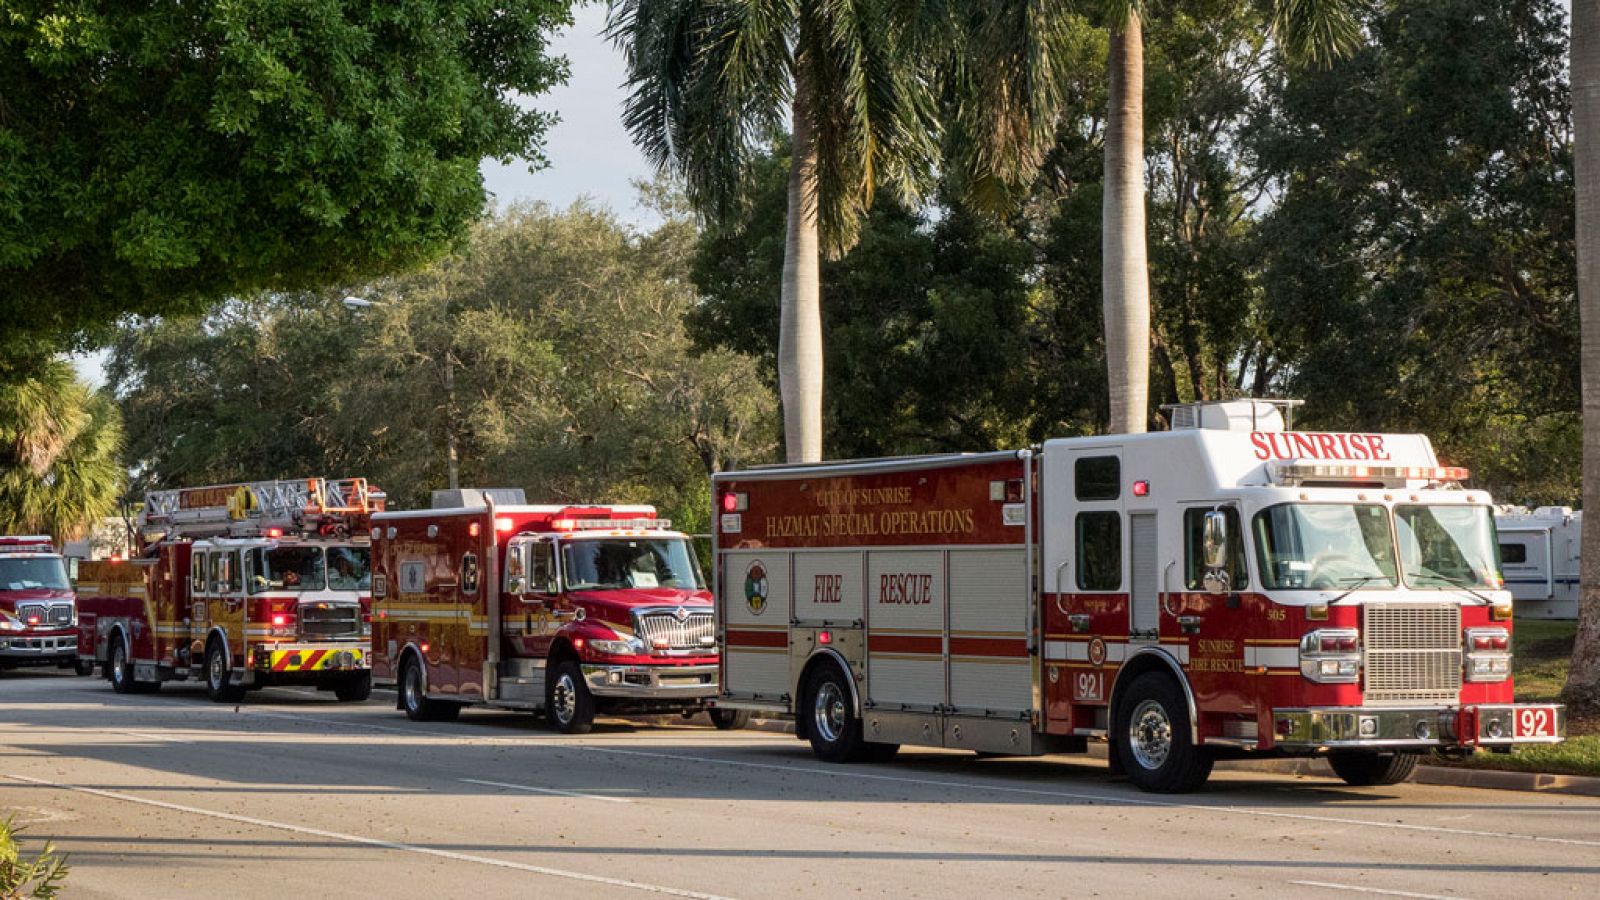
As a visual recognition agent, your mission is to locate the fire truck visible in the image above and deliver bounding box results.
[369,489,733,732]
[74,478,381,701]
[1,536,92,673]
[710,400,1565,792]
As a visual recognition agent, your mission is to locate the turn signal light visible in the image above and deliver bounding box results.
[1470,630,1510,651]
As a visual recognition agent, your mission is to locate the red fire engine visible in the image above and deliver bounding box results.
[1,536,92,673]
[369,489,735,732]
[710,400,1565,792]
[74,478,381,701]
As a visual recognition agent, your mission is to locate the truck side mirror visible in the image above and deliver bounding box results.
[1202,510,1232,595]
[68,557,80,581]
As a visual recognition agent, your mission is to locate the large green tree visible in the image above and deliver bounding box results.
[111,198,776,527]
[608,0,1071,462]
[1253,0,1576,504]
[0,359,124,540]
[0,0,571,358]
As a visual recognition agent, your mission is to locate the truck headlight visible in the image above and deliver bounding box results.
[588,637,644,656]
[1463,628,1511,683]
[1300,628,1361,684]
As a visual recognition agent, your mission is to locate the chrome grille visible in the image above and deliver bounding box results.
[1363,603,1461,704]
[637,610,714,650]
[298,603,362,640]
[15,603,73,627]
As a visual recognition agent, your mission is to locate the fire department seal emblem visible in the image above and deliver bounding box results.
[1087,637,1108,667]
[744,561,769,616]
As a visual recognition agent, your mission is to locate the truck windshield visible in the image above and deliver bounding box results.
[1253,504,1397,590]
[1395,505,1500,590]
[561,539,703,592]
[326,546,371,591]
[248,546,326,593]
[0,558,70,591]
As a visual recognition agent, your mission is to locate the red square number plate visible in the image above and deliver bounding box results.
[1513,706,1559,739]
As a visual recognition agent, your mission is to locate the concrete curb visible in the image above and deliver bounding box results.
[741,717,1600,795]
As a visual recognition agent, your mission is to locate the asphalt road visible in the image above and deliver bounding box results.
[2,670,1597,900]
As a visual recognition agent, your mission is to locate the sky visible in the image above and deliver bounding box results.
[72,5,650,389]
[480,4,655,221]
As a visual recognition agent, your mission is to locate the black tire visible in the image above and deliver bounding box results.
[708,708,751,731]
[205,640,247,703]
[545,660,595,734]
[399,656,460,722]
[109,638,157,694]
[334,671,373,703]
[74,658,97,677]
[1113,672,1213,793]
[1328,751,1420,787]
[804,663,894,763]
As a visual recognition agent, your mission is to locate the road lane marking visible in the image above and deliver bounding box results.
[1290,880,1473,899]
[44,694,1600,850]
[460,777,633,804]
[0,772,732,899]
[120,731,192,744]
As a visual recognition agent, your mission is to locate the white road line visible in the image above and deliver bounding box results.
[120,731,191,744]
[0,772,731,900]
[1290,880,1473,899]
[60,696,1600,850]
[460,777,633,804]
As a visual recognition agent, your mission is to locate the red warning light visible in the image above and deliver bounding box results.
[1132,480,1150,497]
[722,493,739,513]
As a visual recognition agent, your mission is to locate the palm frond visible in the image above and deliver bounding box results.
[1266,0,1362,68]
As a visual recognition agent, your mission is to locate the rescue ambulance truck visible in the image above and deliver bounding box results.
[369,489,731,732]
[1494,506,1580,620]
[74,478,381,701]
[710,400,1565,792]
[1,536,91,673]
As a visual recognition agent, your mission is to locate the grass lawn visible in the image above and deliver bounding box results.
[1429,618,1600,778]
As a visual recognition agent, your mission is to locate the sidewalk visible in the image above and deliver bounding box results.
[744,718,1600,797]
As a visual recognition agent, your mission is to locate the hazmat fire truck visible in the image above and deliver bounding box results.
[1,536,92,673]
[74,478,382,701]
[369,489,734,732]
[710,400,1565,793]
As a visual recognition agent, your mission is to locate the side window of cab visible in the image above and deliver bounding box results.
[529,543,557,594]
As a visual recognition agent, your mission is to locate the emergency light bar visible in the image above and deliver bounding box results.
[555,518,671,531]
[1269,462,1470,487]
[0,536,54,553]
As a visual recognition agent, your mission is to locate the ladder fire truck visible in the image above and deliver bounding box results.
[75,478,383,702]
[369,489,732,732]
[1,535,91,673]
[710,400,1565,792]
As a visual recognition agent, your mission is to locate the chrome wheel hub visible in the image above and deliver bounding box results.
[1129,699,1173,770]
[209,650,226,690]
[552,674,577,724]
[813,681,847,743]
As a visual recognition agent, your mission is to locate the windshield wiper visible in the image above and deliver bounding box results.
[1412,572,1494,605]
[1329,575,1389,605]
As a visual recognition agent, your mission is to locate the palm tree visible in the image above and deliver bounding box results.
[1565,0,1600,713]
[1097,1,1359,433]
[0,360,125,541]
[608,1,1069,462]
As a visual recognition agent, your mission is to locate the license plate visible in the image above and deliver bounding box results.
[1514,705,1559,739]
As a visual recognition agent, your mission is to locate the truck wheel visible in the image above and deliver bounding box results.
[334,671,373,703]
[1328,751,1419,787]
[74,658,97,677]
[708,708,751,731]
[400,656,460,722]
[1114,672,1213,793]
[545,660,595,735]
[109,639,157,694]
[804,663,895,763]
[205,640,247,703]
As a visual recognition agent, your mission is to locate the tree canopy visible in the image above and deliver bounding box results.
[110,196,776,529]
[0,0,572,359]
[0,359,124,539]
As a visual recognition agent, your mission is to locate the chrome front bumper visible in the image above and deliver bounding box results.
[581,663,719,699]
[0,633,78,662]
[1274,704,1567,750]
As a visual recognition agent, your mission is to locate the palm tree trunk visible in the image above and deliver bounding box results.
[779,76,824,463]
[1565,0,1600,713]
[1102,10,1150,435]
